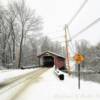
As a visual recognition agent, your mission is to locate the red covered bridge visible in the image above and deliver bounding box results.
[37,51,66,70]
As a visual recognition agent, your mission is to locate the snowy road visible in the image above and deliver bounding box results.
[0,68,41,86]
[0,68,48,100]
[0,68,100,100]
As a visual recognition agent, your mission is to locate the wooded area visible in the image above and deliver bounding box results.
[75,40,100,72]
[0,0,65,69]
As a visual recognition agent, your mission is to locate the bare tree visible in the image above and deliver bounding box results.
[8,4,17,62]
[0,7,9,66]
[41,36,63,56]
[9,0,42,68]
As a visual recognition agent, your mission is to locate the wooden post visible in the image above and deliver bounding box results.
[64,25,70,75]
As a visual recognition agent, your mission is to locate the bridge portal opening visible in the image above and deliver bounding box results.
[43,56,54,67]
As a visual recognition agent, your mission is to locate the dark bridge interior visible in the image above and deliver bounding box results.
[43,56,54,67]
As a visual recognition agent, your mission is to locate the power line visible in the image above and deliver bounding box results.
[58,18,100,50]
[51,18,100,47]
[68,0,88,26]
[71,18,100,40]
[65,0,88,55]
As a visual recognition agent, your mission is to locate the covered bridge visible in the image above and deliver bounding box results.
[37,51,66,70]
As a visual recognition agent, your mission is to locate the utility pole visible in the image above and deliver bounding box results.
[64,24,70,75]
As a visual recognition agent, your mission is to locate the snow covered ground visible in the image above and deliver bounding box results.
[9,68,100,99]
[0,68,38,85]
[0,68,100,100]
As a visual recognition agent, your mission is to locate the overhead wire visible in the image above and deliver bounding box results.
[71,18,100,41]
[45,0,99,56]
[63,0,100,63]
[39,18,100,54]
[68,0,88,26]
[65,0,88,57]
[41,0,88,55]
[63,17,100,54]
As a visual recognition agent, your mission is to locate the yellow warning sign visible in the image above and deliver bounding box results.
[74,53,85,64]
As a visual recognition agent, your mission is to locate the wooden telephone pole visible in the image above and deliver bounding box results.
[64,24,70,75]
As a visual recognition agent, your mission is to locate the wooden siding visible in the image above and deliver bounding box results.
[54,56,65,69]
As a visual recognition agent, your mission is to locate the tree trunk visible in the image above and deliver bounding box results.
[1,34,6,67]
[18,28,24,68]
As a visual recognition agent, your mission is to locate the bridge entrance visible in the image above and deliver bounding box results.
[43,56,54,67]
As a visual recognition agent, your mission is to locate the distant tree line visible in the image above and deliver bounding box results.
[0,0,65,69]
[75,40,100,72]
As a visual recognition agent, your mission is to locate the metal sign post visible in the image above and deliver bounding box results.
[78,64,80,89]
[73,53,85,89]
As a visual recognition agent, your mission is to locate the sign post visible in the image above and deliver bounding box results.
[74,53,85,89]
[78,63,80,89]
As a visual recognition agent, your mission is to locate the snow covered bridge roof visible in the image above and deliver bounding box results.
[37,51,65,59]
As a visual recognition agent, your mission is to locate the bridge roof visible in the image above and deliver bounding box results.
[37,51,65,59]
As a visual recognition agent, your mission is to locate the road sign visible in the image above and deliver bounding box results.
[73,53,85,89]
[74,53,85,64]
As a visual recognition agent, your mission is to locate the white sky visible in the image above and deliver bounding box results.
[1,0,100,47]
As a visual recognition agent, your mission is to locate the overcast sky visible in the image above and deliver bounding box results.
[1,0,100,47]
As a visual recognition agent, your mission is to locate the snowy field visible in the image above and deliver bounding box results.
[0,68,100,100]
